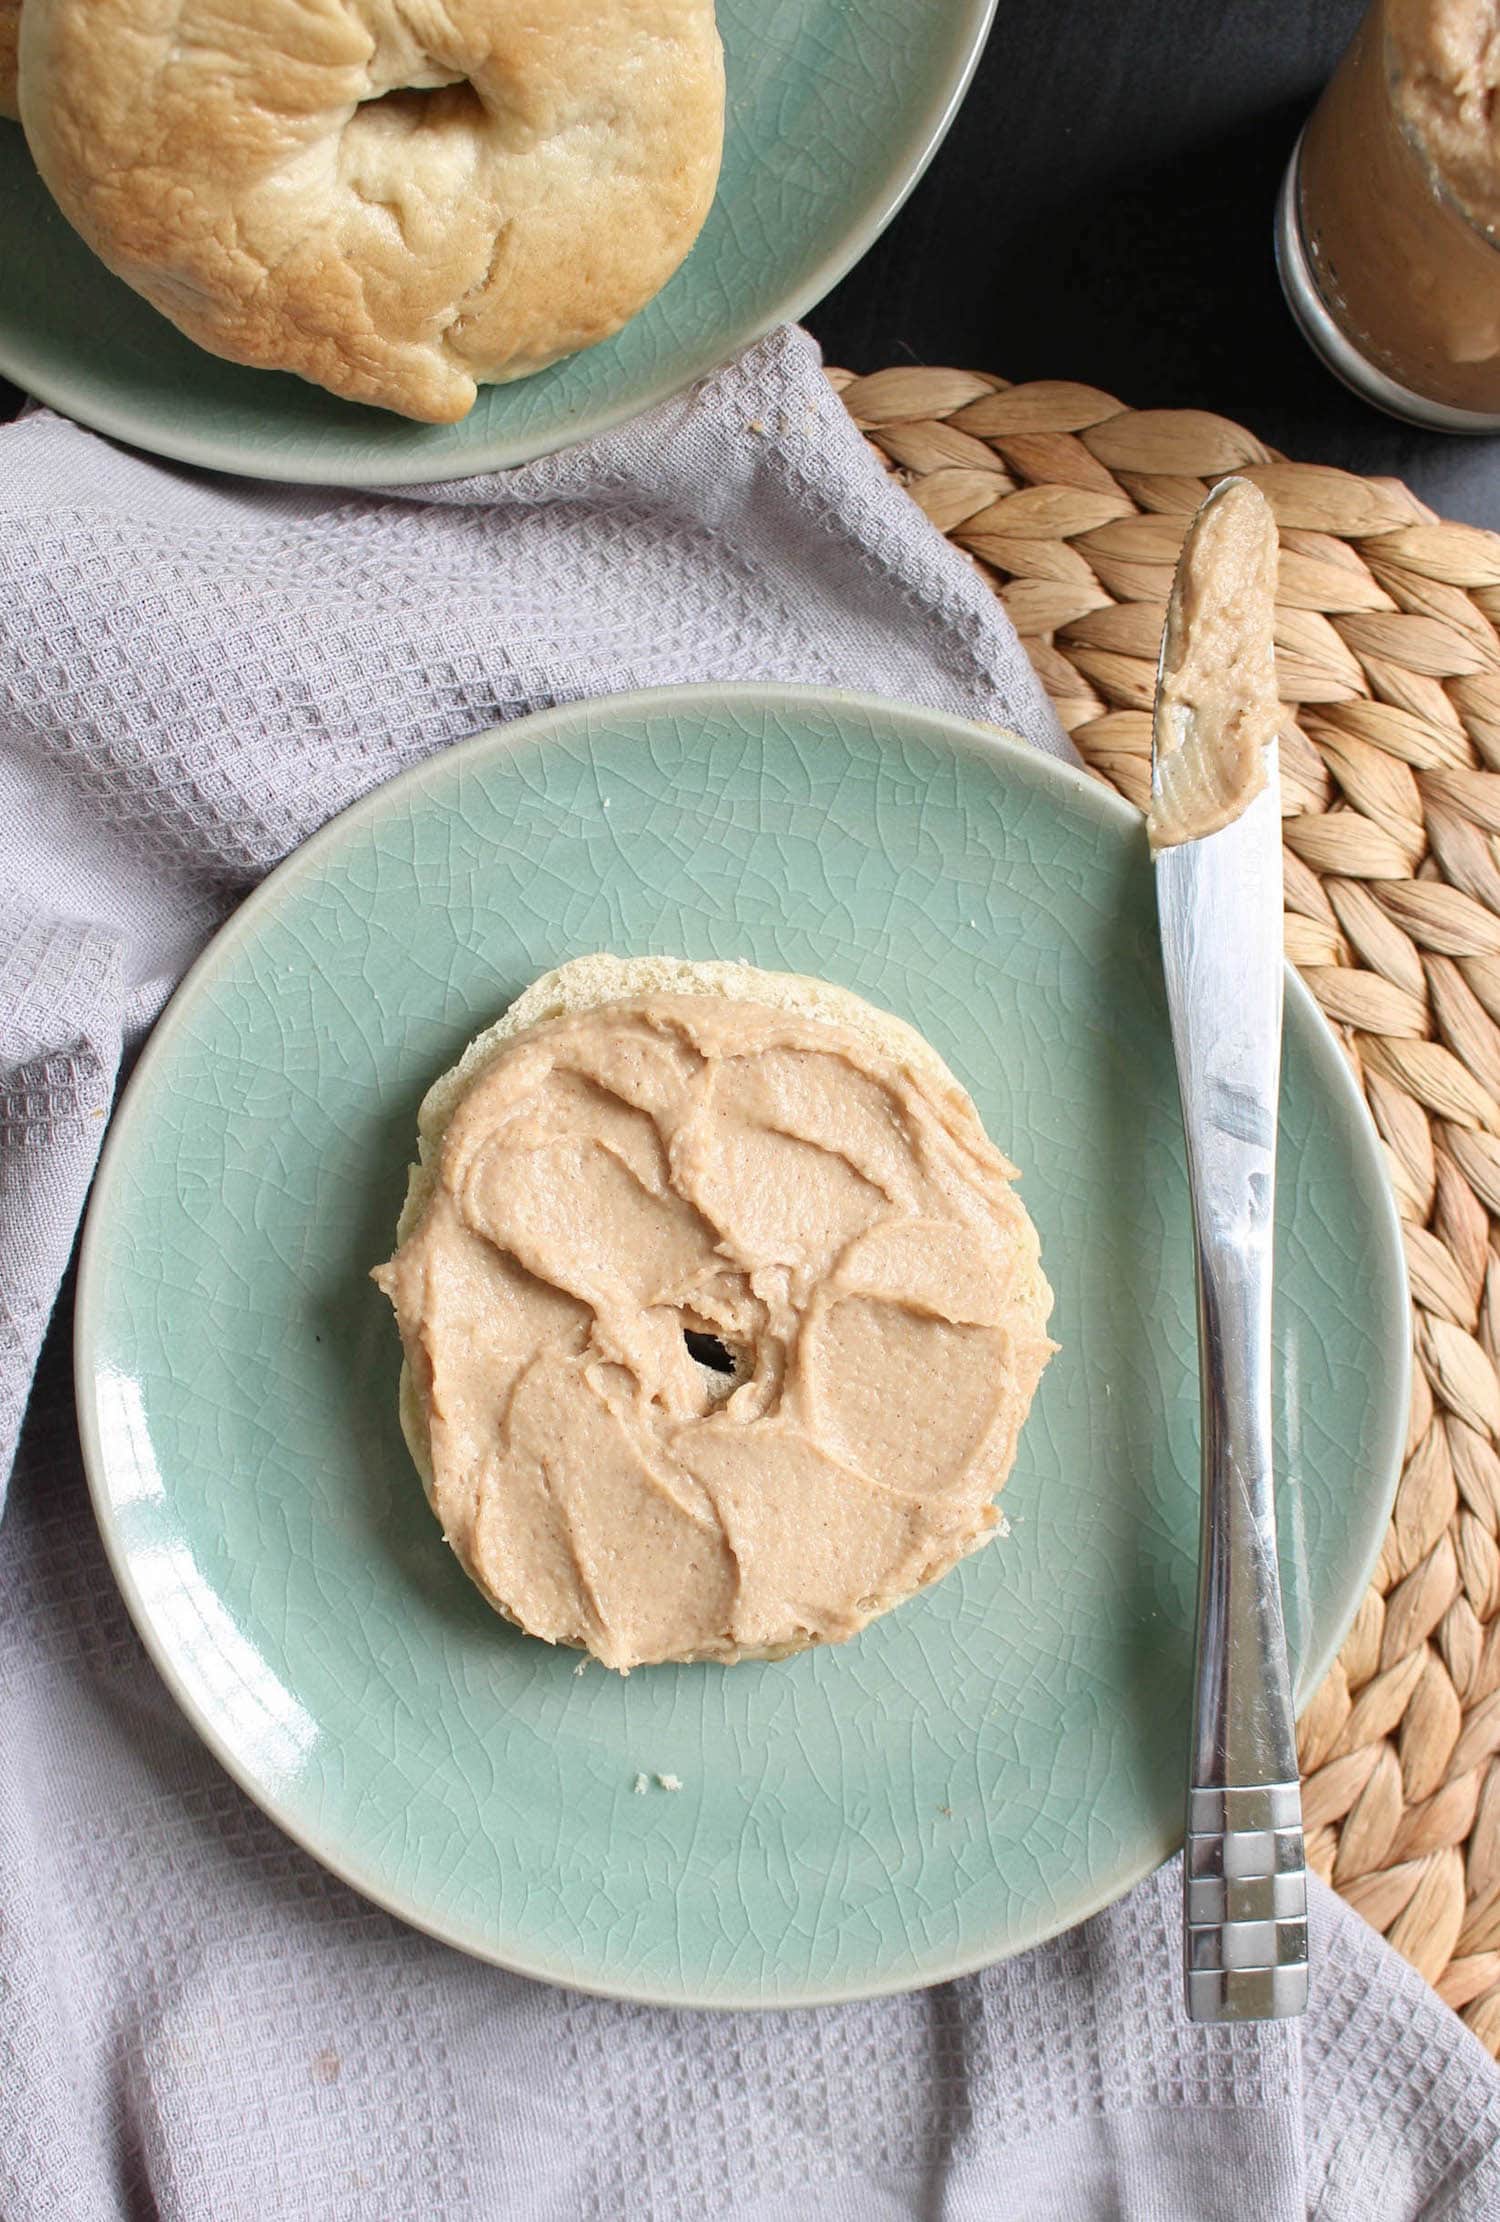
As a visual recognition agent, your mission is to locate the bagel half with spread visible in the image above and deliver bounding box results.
[373,955,1056,1671]
[18,0,725,419]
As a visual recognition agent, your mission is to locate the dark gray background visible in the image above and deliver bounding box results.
[806,0,1500,527]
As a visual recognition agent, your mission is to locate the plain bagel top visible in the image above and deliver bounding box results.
[374,955,1056,1671]
[18,0,725,419]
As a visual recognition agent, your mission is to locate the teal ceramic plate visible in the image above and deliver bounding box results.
[76,686,1409,2008]
[0,0,992,484]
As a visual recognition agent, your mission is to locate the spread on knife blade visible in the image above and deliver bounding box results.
[1147,478,1281,851]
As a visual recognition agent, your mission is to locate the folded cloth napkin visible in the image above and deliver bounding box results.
[2,327,1498,2222]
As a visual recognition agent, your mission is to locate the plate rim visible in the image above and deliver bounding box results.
[73,681,1411,2008]
[0,0,996,486]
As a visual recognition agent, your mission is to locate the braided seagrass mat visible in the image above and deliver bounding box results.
[833,363,1500,2055]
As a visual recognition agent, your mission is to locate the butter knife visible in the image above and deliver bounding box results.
[1152,479,1309,2024]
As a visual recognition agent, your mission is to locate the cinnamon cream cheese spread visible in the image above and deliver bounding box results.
[1147,478,1280,850]
[1388,0,1500,236]
[373,956,1055,1671]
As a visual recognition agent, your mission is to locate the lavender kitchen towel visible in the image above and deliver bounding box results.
[2,328,1498,2221]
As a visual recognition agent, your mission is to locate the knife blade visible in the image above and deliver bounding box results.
[1152,478,1309,2025]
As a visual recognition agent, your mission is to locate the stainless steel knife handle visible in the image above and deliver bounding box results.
[1181,1216,1308,2022]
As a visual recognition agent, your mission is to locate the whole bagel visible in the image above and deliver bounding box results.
[18,0,725,419]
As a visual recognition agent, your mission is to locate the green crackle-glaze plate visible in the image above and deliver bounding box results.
[75,686,1408,2008]
[0,0,992,484]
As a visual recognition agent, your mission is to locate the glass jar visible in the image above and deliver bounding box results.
[1276,0,1500,431]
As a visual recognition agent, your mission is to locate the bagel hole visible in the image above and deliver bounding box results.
[354,79,486,131]
[683,1330,738,1379]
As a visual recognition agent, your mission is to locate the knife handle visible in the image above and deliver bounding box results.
[1185,1784,1308,2021]
[1182,1227,1309,2023]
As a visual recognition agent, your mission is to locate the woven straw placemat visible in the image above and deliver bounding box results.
[835,363,1500,2056]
